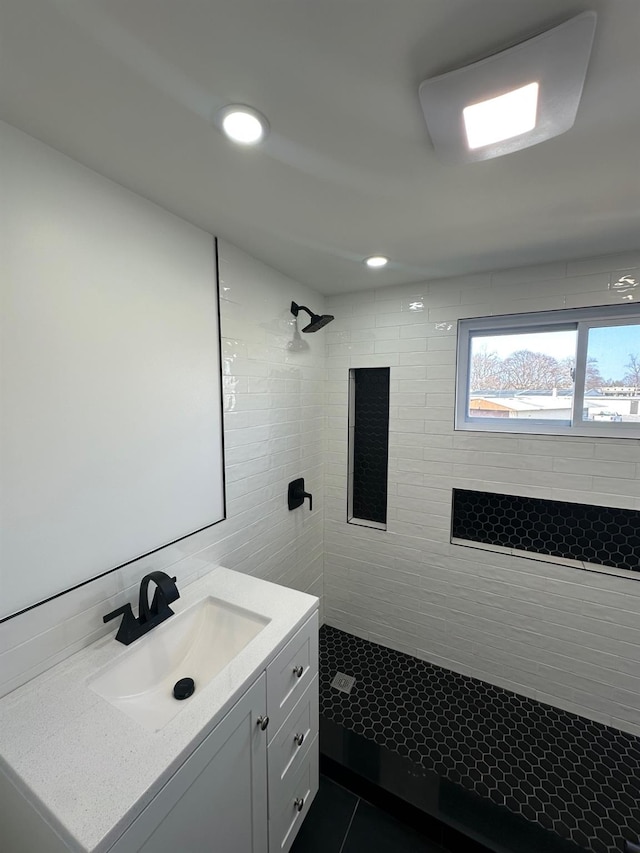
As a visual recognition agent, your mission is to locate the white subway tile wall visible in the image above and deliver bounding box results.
[3,240,640,738]
[324,250,640,737]
[0,240,324,698]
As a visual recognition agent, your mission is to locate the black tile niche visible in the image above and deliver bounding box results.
[451,489,640,573]
[351,367,390,524]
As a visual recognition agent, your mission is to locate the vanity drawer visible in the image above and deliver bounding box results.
[267,611,318,740]
[268,737,319,853]
[268,675,318,816]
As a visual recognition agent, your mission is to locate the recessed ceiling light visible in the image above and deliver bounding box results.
[364,256,389,268]
[463,82,539,150]
[218,105,269,145]
[418,11,596,163]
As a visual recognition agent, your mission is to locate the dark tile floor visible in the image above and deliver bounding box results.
[319,624,640,853]
[319,720,570,853]
[291,775,447,853]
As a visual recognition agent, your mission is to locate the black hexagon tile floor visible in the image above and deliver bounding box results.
[319,624,640,853]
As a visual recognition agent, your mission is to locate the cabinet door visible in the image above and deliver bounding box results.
[110,675,268,853]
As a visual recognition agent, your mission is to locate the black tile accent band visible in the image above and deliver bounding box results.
[451,488,640,573]
[320,624,640,853]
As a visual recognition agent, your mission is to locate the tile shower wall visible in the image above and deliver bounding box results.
[324,249,640,737]
[0,240,324,698]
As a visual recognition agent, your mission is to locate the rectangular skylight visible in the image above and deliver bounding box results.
[463,82,539,150]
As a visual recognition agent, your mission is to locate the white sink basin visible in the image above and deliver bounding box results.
[89,596,269,731]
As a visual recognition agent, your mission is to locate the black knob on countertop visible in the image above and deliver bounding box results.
[173,677,195,700]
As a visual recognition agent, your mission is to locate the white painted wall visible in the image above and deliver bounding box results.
[324,250,640,736]
[0,238,324,698]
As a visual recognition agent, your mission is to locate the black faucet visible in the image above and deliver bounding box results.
[103,571,180,645]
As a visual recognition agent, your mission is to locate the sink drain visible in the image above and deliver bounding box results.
[330,672,355,694]
[173,677,195,700]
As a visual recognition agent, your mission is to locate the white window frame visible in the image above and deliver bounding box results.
[455,304,640,438]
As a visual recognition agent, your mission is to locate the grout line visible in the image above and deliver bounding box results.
[338,798,360,853]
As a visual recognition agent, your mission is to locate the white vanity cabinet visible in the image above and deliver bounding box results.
[109,675,268,853]
[109,611,319,853]
[0,569,319,853]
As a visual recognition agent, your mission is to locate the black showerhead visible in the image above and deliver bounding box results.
[303,313,334,332]
[291,301,335,333]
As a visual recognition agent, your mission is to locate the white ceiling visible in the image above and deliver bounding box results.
[1,0,639,295]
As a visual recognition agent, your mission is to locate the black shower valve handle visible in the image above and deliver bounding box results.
[288,478,313,512]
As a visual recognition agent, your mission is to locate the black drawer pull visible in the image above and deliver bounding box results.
[294,797,304,812]
[294,732,305,747]
[293,665,304,678]
[257,715,269,731]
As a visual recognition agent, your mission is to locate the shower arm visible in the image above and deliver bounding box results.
[290,301,334,333]
[291,302,313,320]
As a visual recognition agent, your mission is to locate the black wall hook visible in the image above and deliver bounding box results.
[288,478,312,511]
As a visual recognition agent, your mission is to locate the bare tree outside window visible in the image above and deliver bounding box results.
[501,350,567,391]
[585,357,605,390]
[470,346,502,390]
[624,353,640,386]
[469,349,628,393]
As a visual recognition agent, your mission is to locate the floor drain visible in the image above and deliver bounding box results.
[331,672,355,694]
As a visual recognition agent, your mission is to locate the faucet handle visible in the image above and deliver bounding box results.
[103,603,139,645]
[103,603,133,625]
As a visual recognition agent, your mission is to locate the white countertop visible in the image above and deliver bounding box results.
[0,567,318,853]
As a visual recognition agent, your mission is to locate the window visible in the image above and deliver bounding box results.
[456,305,640,437]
